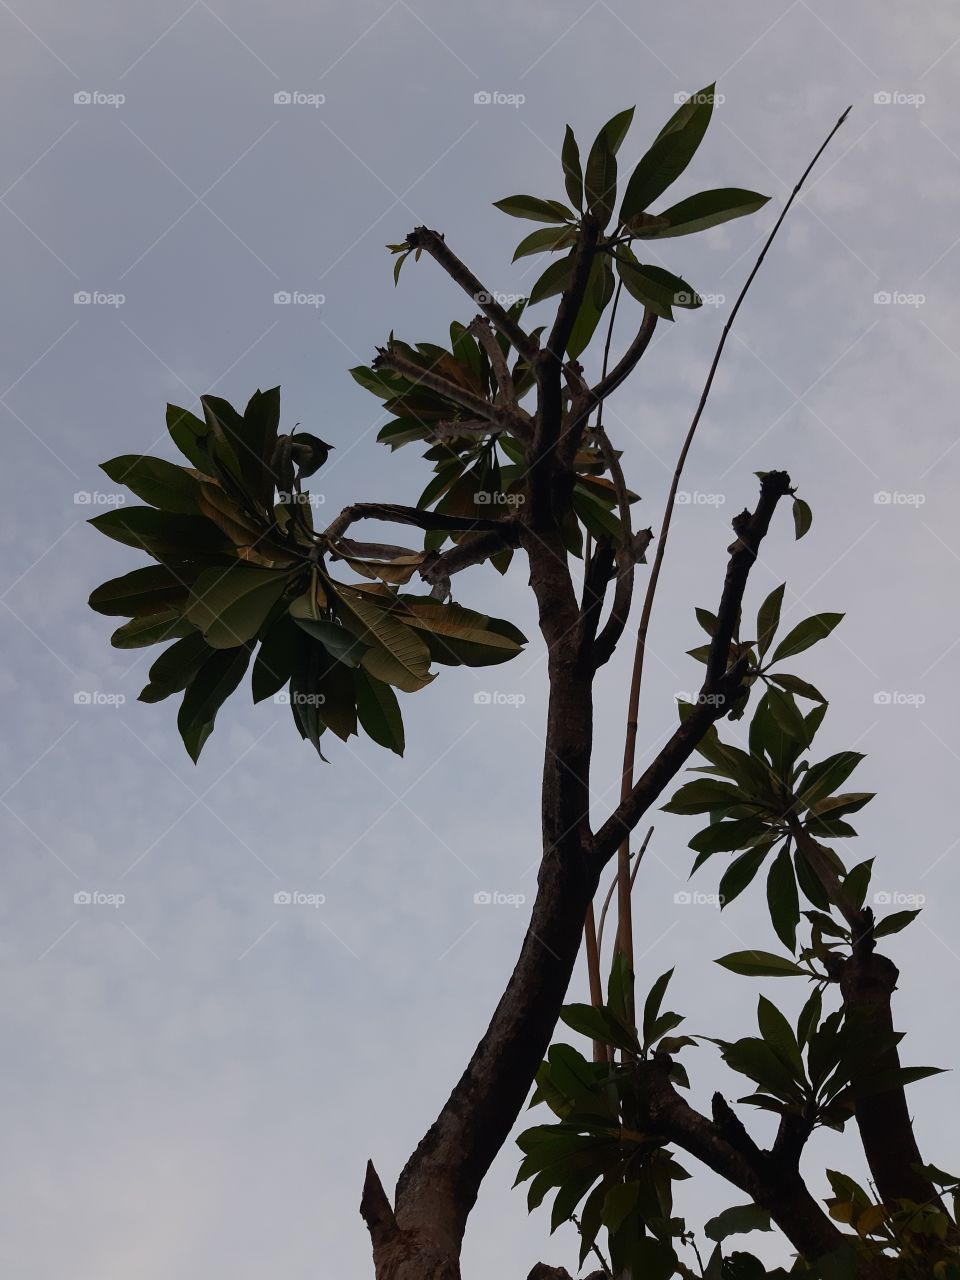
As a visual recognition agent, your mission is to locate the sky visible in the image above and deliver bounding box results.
[2,1,960,1276]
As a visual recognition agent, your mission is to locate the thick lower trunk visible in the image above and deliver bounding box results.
[839,949,945,1210]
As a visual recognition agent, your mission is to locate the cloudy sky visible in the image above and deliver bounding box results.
[3,1,960,1275]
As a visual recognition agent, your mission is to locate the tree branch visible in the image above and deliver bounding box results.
[418,524,521,599]
[588,307,658,404]
[468,315,516,404]
[405,226,539,363]
[323,502,506,541]
[593,472,792,864]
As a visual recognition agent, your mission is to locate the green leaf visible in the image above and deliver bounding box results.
[716,951,805,978]
[561,124,583,210]
[719,846,769,907]
[793,498,812,540]
[705,1203,773,1243]
[768,673,826,704]
[529,253,576,305]
[177,644,251,762]
[766,844,800,952]
[872,908,921,938]
[292,617,367,667]
[512,225,577,261]
[88,506,229,559]
[756,584,784,661]
[796,752,865,810]
[663,778,744,814]
[615,250,700,319]
[566,254,613,358]
[100,455,202,514]
[251,613,302,703]
[642,968,674,1047]
[639,188,770,239]
[110,611,194,649]
[689,818,769,857]
[559,1003,640,1054]
[89,564,194,617]
[335,590,434,692]
[138,631,213,703]
[766,686,811,748]
[757,995,805,1077]
[166,403,210,471]
[607,947,634,1026]
[354,667,404,755]
[602,1180,640,1233]
[769,613,843,663]
[619,86,715,222]
[584,125,617,228]
[493,195,574,224]
[797,987,822,1050]
[185,564,290,649]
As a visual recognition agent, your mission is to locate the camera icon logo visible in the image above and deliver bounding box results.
[274,291,291,304]
[273,890,292,905]
[73,690,92,704]
[874,91,893,105]
[74,291,92,305]
[673,890,692,905]
[874,891,892,905]
[74,91,92,105]
[874,290,892,305]
[873,691,892,705]
[274,91,292,105]
[74,890,92,904]
[474,891,492,905]
[473,691,492,705]
[474,91,492,105]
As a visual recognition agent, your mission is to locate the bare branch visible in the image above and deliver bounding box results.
[406,226,539,362]
[419,524,520,599]
[594,471,792,863]
[468,315,515,404]
[323,502,505,541]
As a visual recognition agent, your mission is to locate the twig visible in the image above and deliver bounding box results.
[612,105,852,959]
[406,226,539,362]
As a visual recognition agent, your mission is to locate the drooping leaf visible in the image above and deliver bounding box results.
[177,644,252,762]
[354,667,405,754]
[100,455,203,514]
[493,195,574,224]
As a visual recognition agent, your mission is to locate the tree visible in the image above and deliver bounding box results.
[87,87,957,1280]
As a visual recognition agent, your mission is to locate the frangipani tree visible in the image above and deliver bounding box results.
[87,86,956,1280]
